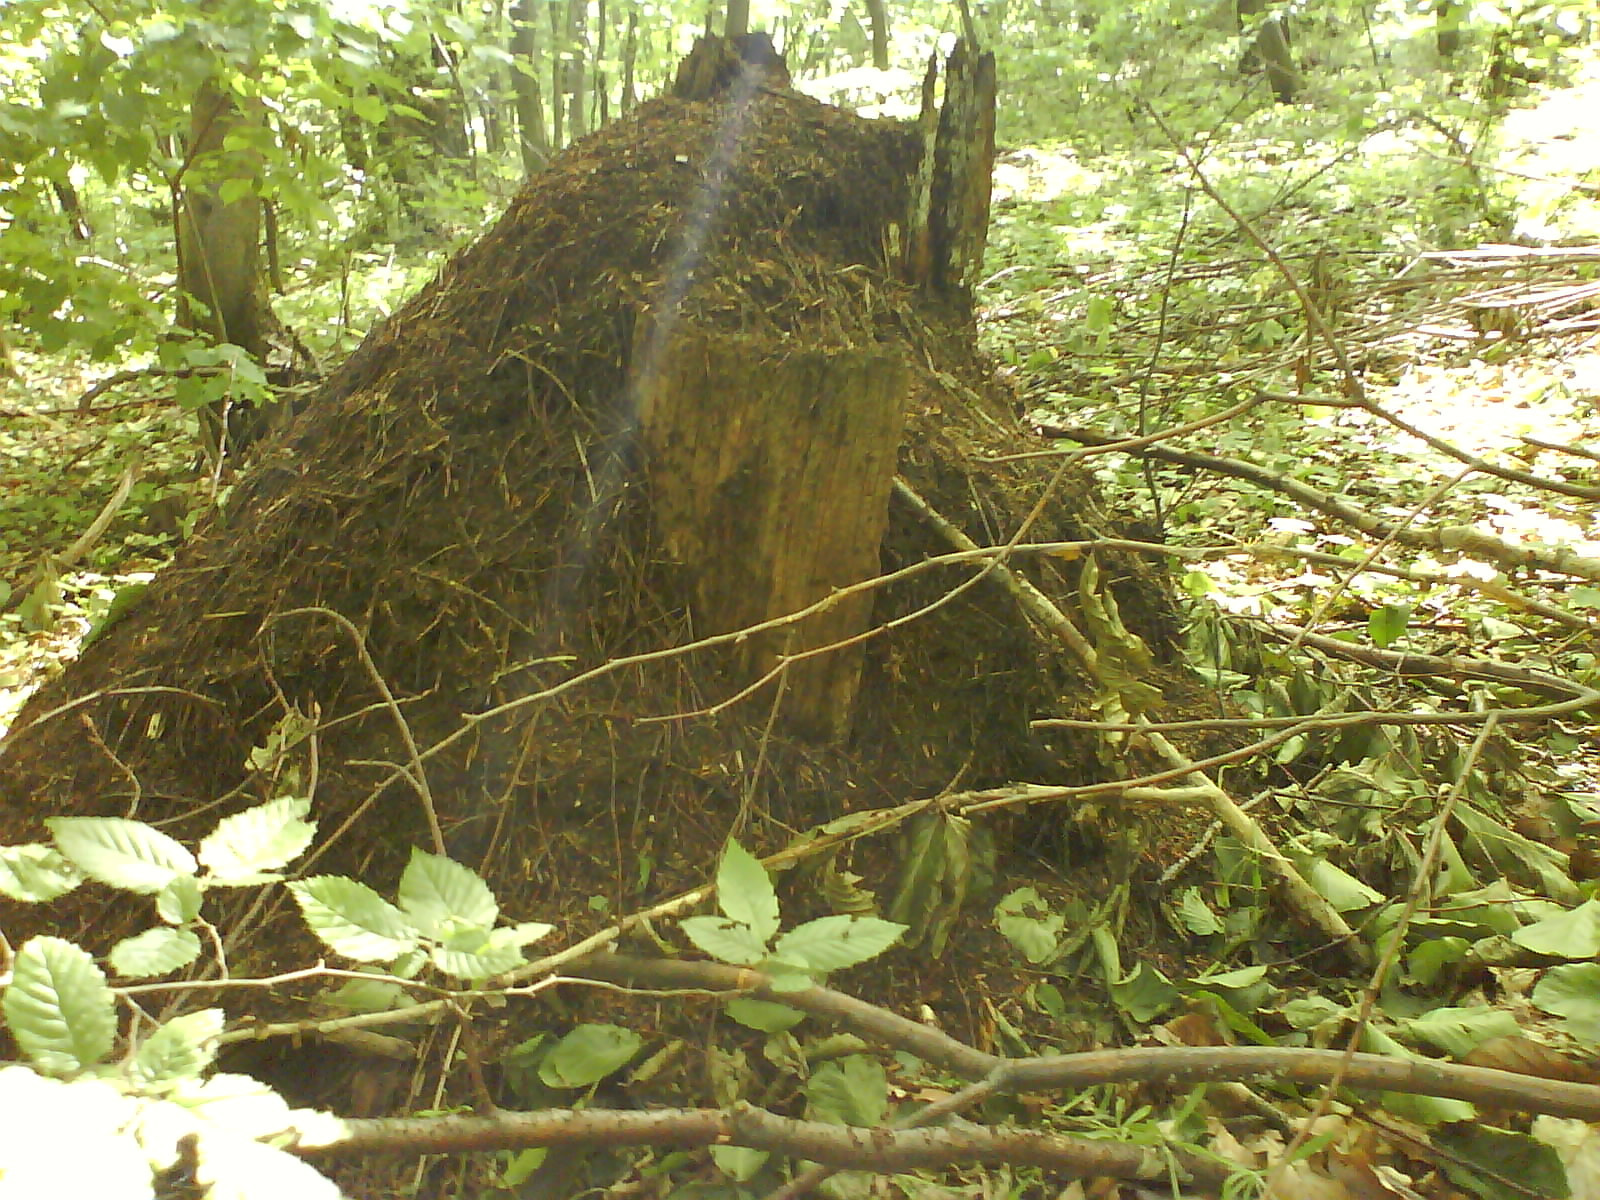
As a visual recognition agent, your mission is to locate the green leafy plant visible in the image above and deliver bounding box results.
[684,840,906,1032]
[0,815,925,1197]
[0,799,555,1197]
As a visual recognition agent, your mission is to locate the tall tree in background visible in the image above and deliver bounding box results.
[177,81,274,360]
[512,0,551,173]
[176,78,281,456]
[562,0,590,142]
[620,7,641,114]
[865,0,890,69]
[1235,0,1299,103]
[1435,0,1465,62]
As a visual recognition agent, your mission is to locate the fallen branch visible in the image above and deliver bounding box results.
[1254,620,1591,699]
[1260,389,1600,502]
[288,953,1600,1183]
[1,452,141,617]
[1044,425,1600,583]
[299,1101,1229,1185]
[892,477,1365,958]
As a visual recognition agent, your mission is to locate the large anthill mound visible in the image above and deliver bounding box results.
[0,84,1182,1003]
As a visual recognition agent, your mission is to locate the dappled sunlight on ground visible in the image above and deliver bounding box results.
[1499,55,1600,244]
[0,360,188,739]
[1379,351,1599,456]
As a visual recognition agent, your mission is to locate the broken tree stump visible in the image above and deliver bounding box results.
[635,325,909,738]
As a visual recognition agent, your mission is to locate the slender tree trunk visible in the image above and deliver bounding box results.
[51,179,93,240]
[512,0,549,173]
[177,83,271,356]
[1235,0,1299,104]
[550,0,565,147]
[726,0,751,38]
[176,79,278,458]
[594,0,609,129]
[864,0,890,70]
[1255,13,1298,103]
[483,0,508,154]
[620,8,639,114]
[1434,0,1463,62]
[563,0,588,140]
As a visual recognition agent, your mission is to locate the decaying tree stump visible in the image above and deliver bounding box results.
[904,38,997,294]
[635,325,908,737]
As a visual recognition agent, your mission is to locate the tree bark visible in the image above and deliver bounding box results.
[903,39,996,297]
[635,325,908,739]
[178,81,272,358]
[562,0,589,141]
[863,0,890,70]
[620,8,639,114]
[176,79,280,458]
[512,0,550,174]
[1434,0,1464,61]
[1235,0,1299,104]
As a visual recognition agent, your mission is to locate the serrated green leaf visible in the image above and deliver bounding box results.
[198,796,315,882]
[762,964,815,992]
[1368,603,1410,648]
[1564,585,1600,612]
[1533,963,1600,1043]
[1455,804,1582,905]
[887,813,946,928]
[4,936,116,1074]
[1302,858,1384,912]
[1379,1090,1475,1124]
[1110,961,1178,1023]
[1200,965,1268,988]
[1283,995,1347,1032]
[771,915,904,973]
[716,840,780,945]
[499,1148,548,1187]
[133,1008,224,1083]
[288,876,419,961]
[820,861,877,916]
[681,915,770,965]
[805,1055,887,1126]
[398,848,499,937]
[1407,936,1470,986]
[1436,1124,1569,1199]
[157,874,204,925]
[726,998,805,1032]
[47,817,196,894]
[501,921,555,947]
[539,1024,642,1088]
[109,927,202,978]
[0,843,83,902]
[429,928,526,980]
[391,947,429,979]
[1176,888,1223,936]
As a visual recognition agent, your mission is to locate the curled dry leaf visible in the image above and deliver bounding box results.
[1464,1034,1600,1084]
[1155,1010,1230,1047]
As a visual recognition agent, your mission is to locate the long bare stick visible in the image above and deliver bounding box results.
[891,478,1364,957]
